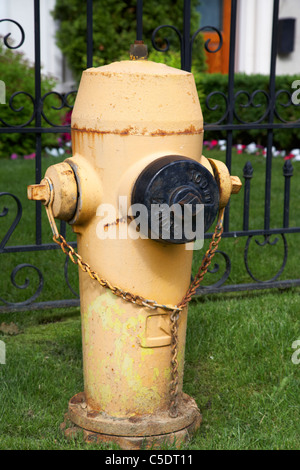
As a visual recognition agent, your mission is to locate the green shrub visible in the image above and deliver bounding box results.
[195,73,300,151]
[52,0,206,82]
[0,41,65,159]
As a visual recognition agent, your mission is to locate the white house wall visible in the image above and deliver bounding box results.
[0,0,74,91]
[236,0,300,75]
[236,0,274,75]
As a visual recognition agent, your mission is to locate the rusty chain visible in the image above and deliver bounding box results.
[53,233,181,313]
[49,199,224,419]
[168,210,224,417]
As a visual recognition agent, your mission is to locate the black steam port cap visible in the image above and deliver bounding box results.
[131,155,219,244]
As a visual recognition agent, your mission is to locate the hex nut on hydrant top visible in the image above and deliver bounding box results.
[28,43,241,450]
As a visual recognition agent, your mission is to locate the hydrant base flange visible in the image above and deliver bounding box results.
[62,392,202,450]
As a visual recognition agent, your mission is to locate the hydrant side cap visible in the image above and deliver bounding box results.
[72,60,203,137]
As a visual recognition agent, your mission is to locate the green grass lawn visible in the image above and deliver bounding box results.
[0,289,299,450]
[0,148,299,450]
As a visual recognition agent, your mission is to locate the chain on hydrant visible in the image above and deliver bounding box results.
[44,186,224,418]
[169,208,224,417]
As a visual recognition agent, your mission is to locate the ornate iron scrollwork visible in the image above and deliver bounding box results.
[204,249,231,288]
[275,89,300,123]
[194,249,231,293]
[234,89,271,124]
[205,91,229,125]
[0,19,25,49]
[191,26,223,53]
[0,263,44,307]
[0,193,22,252]
[151,23,223,71]
[41,90,76,127]
[244,234,288,283]
[151,24,183,53]
[0,91,36,128]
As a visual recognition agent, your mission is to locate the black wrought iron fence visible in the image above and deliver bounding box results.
[0,0,299,312]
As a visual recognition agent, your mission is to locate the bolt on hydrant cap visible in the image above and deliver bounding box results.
[27,179,50,204]
[129,40,148,60]
[230,175,242,194]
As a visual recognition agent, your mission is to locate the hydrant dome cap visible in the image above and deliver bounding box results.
[85,60,193,77]
[71,60,203,137]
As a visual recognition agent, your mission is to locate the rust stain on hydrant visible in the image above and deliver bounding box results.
[28,45,241,450]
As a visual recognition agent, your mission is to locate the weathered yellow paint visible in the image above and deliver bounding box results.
[81,290,175,415]
[120,353,161,411]
[164,366,172,381]
[98,383,113,409]
[27,57,241,436]
[140,348,154,361]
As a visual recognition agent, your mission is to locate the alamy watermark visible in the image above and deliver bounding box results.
[291,339,300,365]
[291,80,300,105]
[96,196,205,250]
[0,80,6,104]
[0,340,5,364]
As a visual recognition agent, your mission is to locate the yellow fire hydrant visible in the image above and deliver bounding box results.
[28,45,241,449]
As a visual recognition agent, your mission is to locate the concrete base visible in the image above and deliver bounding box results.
[61,392,202,450]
